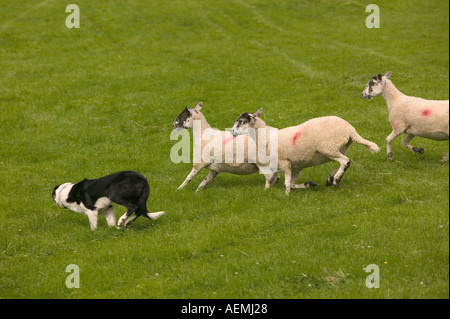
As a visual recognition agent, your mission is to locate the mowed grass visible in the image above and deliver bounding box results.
[0,0,448,298]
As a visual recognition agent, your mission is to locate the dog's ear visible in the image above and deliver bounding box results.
[52,185,60,199]
[67,180,85,203]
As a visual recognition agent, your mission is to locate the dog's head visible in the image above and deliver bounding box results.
[52,183,74,209]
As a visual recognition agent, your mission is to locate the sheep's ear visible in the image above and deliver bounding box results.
[194,102,202,113]
[384,71,392,79]
[253,108,263,118]
[377,74,382,80]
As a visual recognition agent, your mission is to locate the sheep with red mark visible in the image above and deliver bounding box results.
[230,108,380,195]
[362,71,449,162]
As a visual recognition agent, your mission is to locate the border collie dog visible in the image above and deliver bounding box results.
[52,171,164,230]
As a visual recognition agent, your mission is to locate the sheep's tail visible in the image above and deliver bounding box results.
[351,131,380,154]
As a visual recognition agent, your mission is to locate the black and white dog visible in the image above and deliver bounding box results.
[52,171,164,230]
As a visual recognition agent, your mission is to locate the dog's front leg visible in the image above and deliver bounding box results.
[124,215,138,228]
[102,206,116,227]
[86,210,99,230]
[117,208,134,228]
[117,213,127,227]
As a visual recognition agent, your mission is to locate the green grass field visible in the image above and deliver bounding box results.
[0,0,448,299]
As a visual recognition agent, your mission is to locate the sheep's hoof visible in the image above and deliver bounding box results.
[270,174,281,186]
[326,175,334,186]
[305,181,317,187]
[412,147,424,154]
[387,152,394,161]
[333,179,341,187]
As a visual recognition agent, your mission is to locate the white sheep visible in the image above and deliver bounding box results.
[362,71,449,162]
[230,109,380,195]
[172,102,278,191]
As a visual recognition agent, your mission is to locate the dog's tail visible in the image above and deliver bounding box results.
[147,211,165,220]
[136,182,165,220]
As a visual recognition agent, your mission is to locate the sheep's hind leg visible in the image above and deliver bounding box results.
[196,170,218,192]
[326,169,338,186]
[264,172,280,189]
[178,167,202,190]
[386,130,402,160]
[402,134,424,154]
[327,154,351,187]
[264,173,279,189]
[284,170,292,195]
[290,169,316,189]
[279,160,292,195]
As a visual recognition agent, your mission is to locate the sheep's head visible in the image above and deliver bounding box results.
[172,102,202,130]
[362,71,392,100]
[231,108,263,136]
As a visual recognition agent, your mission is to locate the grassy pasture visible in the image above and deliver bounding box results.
[0,0,448,298]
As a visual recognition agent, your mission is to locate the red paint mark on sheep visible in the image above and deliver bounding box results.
[223,136,236,144]
[421,109,432,117]
[292,130,302,145]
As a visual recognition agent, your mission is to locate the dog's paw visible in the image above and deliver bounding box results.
[117,216,126,227]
